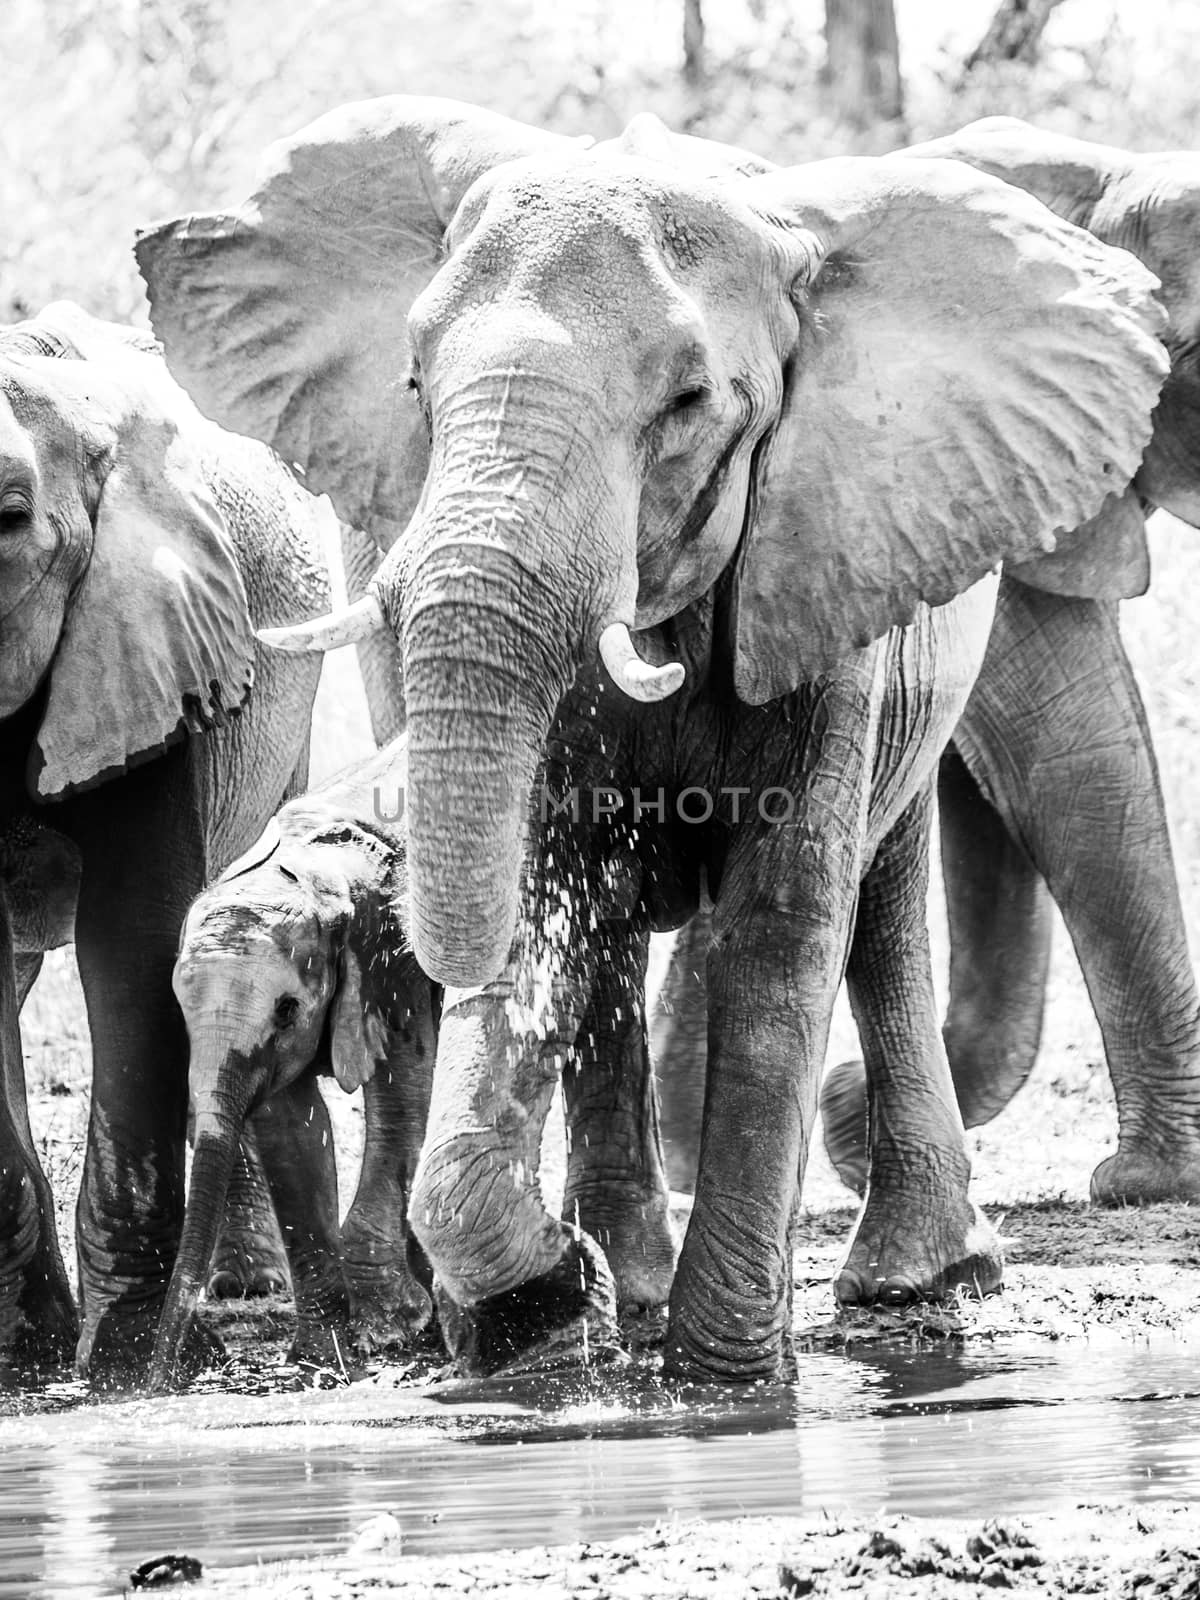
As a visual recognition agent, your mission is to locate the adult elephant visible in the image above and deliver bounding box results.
[0,303,331,1382]
[136,99,1166,1380]
[820,120,1200,1206]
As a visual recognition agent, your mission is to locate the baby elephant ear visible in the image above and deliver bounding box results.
[136,95,576,543]
[329,945,390,1093]
[32,349,254,799]
[732,156,1168,701]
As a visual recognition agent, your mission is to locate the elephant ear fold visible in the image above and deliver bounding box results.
[135,96,577,543]
[731,156,1168,701]
[1008,486,1149,600]
[329,945,389,1093]
[32,352,254,799]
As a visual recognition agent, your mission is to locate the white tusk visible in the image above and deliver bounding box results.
[255,594,387,654]
[598,622,685,703]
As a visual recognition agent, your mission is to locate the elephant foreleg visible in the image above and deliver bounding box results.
[253,1073,354,1373]
[69,746,202,1387]
[955,578,1200,1204]
[205,1124,291,1301]
[0,893,76,1366]
[340,990,438,1353]
[836,783,1003,1307]
[409,934,621,1377]
[664,701,872,1383]
[561,911,675,1330]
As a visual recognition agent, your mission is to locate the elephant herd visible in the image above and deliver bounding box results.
[1,98,1199,1391]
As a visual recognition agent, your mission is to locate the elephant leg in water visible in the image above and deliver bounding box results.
[824,578,1200,1204]
[418,918,624,1378]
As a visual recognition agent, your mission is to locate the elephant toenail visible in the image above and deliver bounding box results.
[206,1271,244,1300]
[880,1277,921,1307]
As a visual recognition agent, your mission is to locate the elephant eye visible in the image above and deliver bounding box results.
[664,384,709,417]
[0,499,31,536]
[274,995,301,1028]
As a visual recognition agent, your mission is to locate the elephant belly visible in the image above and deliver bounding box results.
[865,571,999,857]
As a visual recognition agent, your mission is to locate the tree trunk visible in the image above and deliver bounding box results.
[964,0,1067,71]
[823,0,904,131]
[683,0,705,90]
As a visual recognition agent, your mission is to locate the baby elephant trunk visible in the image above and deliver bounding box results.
[146,1076,252,1394]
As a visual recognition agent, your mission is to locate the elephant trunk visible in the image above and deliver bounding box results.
[380,524,603,989]
[146,1070,254,1394]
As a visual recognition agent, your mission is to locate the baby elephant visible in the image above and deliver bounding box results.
[148,741,437,1392]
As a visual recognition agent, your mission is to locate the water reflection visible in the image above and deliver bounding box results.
[3,1340,1199,1598]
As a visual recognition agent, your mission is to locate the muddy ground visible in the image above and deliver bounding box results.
[200,1503,1200,1599]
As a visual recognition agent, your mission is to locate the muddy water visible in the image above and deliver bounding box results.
[3,1339,1199,1598]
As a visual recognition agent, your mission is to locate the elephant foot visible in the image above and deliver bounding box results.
[835,1188,1003,1308]
[11,1286,79,1373]
[565,1184,677,1320]
[207,1227,291,1300]
[436,1234,623,1378]
[0,1176,78,1370]
[819,1059,869,1197]
[1091,1141,1200,1206]
[662,1236,789,1386]
[345,1259,435,1356]
[80,1303,225,1393]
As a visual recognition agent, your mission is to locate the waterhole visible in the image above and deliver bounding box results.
[3,1338,1198,1597]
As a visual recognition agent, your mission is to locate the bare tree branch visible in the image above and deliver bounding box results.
[964,0,1069,72]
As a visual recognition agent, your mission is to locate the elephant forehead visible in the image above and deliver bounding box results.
[179,893,329,966]
[449,157,766,284]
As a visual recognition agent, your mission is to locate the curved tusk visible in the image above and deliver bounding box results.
[255,594,387,655]
[598,622,685,703]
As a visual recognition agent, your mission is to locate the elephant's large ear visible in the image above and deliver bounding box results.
[328,945,390,1093]
[731,156,1168,700]
[135,96,578,544]
[31,351,254,798]
[904,120,1200,531]
[1007,487,1149,601]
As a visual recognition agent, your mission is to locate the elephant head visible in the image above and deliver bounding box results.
[0,301,257,800]
[904,117,1200,532]
[149,771,412,1391]
[137,98,1168,988]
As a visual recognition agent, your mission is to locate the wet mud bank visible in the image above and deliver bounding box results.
[203,1503,1200,1598]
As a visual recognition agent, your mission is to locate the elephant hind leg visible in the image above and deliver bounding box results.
[836,784,1003,1309]
[938,746,1053,1127]
[821,747,1053,1197]
[562,912,676,1335]
[648,908,711,1197]
[957,580,1200,1205]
